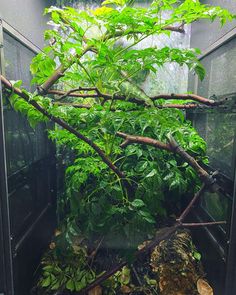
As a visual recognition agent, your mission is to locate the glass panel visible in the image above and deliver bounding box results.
[201,191,229,223]
[190,37,236,180]
[9,184,33,236]
[36,167,50,210]
[193,111,236,179]
[3,32,50,175]
[198,37,236,98]
[4,109,34,174]
[205,112,236,179]
[3,32,35,91]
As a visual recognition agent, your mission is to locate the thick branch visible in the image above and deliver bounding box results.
[38,45,93,94]
[168,136,215,186]
[117,131,171,151]
[151,93,225,106]
[116,132,216,188]
[0,75,130,192]
[107,23,185,39]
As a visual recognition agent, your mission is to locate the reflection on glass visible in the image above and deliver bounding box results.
[3,32,50,175]
[198,37,236,98]
[202,191,229,222]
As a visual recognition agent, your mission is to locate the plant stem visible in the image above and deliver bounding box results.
[1,75,132,194]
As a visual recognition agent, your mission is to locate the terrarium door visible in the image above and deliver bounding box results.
[0,20,57,295]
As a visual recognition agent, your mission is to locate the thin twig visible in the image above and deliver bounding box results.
[131,265,143,286]
[57,87,98,101]
[157,103,199,109]
[131,265,150,295]
[180,221,226,227]
[53,102,92,109]
[177,184,206,223]
[88,237,104,268]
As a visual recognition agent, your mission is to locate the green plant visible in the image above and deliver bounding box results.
[2,0,234,292]
[38,229,96,293]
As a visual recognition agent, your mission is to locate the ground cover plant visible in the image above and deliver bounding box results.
[1,0,235,293]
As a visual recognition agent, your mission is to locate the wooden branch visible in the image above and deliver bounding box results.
[48,89,100,99]
[157,103,199,109]
[117,131,171,151]
[0,75,131,193]
[38,45,93,94]
[48,88,224,109]
[54,101,197,112]
[107,23,185,39]
[181,221,226,227]
[48,88,113,101]
[57,86,99,101]
[177,184,206,222]
[167,136,216,186]
[151,93,226,106]
[116,131,216,187]
[163,23,185,33]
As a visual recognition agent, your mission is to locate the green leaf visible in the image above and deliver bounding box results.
[146,169,157,178]
[131,199,145,208]
[11,80,22,88]
[193,251,201,261]
[66,279,75,291]
[194,63,206,81]
[41,276,51,288]
[138,210,155,224]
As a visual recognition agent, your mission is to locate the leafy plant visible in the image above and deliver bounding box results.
[2,0,234,293]
[38,230,96,293]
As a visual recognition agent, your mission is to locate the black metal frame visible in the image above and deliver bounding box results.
[0,19,14,295]
[188,28,236,295]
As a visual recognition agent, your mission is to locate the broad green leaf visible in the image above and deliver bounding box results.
[131,199,145,208]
